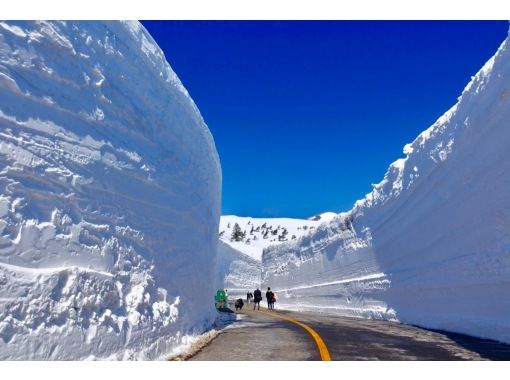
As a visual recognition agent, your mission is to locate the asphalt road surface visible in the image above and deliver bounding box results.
[189,304,510,361]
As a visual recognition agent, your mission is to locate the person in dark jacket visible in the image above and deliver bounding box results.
[246,291,253,304]
[253,288,262,310]
[235,298,244,311]
[266,287,274,310]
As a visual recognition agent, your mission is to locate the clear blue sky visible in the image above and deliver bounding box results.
[142,21,508,219]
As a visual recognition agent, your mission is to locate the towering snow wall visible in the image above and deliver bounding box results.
[216,240,261,298]
[0,21,221,359]
[263,31,510,343]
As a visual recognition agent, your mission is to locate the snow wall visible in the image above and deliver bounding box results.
[216,240,261,299]
[0,21,221,359]
[263,30,510,343]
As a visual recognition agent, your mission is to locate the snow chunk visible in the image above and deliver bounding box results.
[0,22,27,38]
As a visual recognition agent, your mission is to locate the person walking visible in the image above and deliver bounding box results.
[246,291,253,304]
[266,287,274,310]
[253,288,262,310]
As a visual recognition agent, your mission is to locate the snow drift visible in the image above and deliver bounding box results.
[0,21,221,359]
[263,30,510,343]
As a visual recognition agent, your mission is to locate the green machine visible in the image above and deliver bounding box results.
[215,289,229,310]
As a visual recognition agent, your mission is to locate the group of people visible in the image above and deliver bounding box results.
[246,287,276,310]
[223,286,277,312]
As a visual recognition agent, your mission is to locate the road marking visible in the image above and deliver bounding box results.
[259,310,332,361]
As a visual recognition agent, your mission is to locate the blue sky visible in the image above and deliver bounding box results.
[142,21,508,218]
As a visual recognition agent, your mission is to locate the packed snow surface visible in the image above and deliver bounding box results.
[263,31,510,344]
[0,21,221,359]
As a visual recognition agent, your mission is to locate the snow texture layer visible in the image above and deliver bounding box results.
[215,240,261,298]
[263,31,510,344]
[0,21,221,360]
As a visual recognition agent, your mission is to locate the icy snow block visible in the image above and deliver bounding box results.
[0,21,221,360]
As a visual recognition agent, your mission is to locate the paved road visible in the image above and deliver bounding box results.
[189,305,510,361]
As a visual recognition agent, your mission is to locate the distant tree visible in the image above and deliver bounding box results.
[219,230,225,238]
[227,222,231,228]
[291,235,296,240]
[230,223,244,242]
[253,235,257,240]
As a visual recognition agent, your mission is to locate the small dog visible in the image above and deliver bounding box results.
[234,298,244,311]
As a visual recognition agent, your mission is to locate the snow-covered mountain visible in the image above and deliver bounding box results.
[263,29,510,344]
[307,212,338,222]
[219,214,337,261]
[0,21,221,359]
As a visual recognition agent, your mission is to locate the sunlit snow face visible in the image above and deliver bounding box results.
[0,20,220,360]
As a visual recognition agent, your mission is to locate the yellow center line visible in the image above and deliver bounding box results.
[259,309,332,361]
